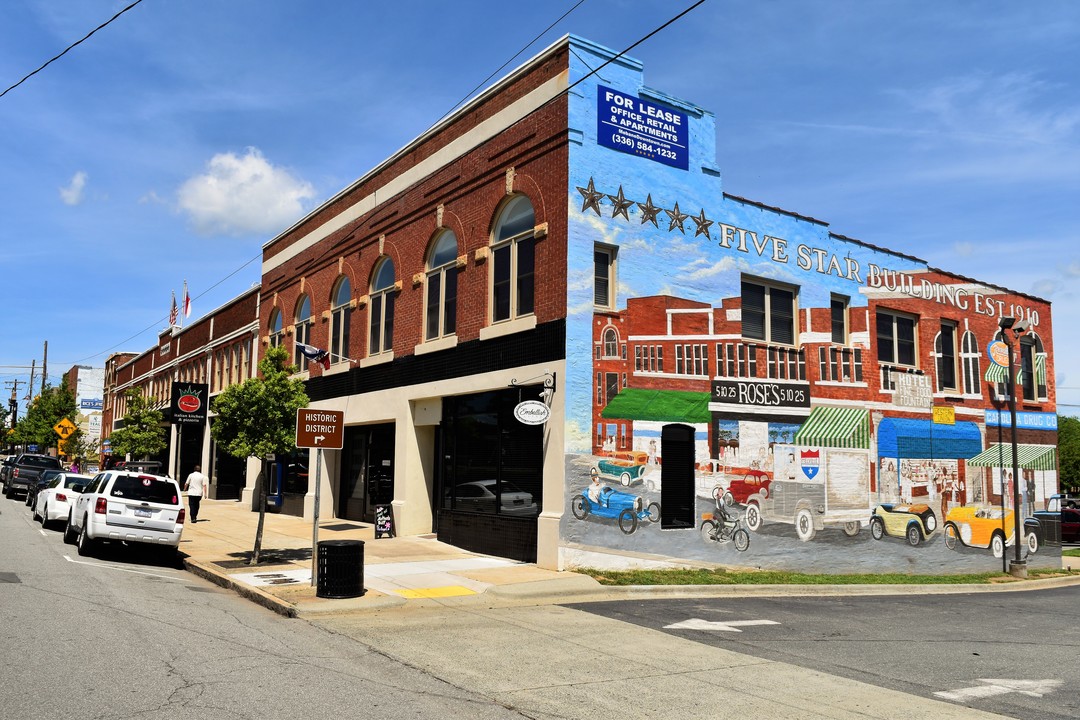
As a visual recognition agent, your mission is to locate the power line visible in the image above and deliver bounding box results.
[1,0,147,100]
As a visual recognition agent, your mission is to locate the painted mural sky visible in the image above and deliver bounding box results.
[2,2,1078,419]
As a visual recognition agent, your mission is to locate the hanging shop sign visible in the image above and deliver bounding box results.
[513,400,551,425]
[987,340,1010,367]
[170,382,209,425]
[597,85,688,170]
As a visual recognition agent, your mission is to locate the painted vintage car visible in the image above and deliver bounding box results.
[942,505,1015,558]
[571,485,660,535]
[869,503,937,546]
[1026,507,1080,553]
[713,468,772,507]
[592,450,650,487]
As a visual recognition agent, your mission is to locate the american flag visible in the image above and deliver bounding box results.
[169,291,178,326]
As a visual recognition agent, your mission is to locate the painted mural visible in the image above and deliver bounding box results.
[559,36,1059,574]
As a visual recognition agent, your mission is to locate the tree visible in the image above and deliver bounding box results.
[1058,415,1080,492]
[108,389,167,461]
[11,381,77,452]
[211,345,309,564]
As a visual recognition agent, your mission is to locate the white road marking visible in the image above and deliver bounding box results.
[63,555,185,581]
[664,618,780,632]
[935,679,1062,702]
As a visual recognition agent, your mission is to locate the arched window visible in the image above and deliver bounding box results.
[293,295,312,370]
[330,277,352,365]
[425,230,458,341]
[603,328,619,358]
[269,308,284,348]
[960,330,981,395]
[491,195,535,323]
[369,258,395,356]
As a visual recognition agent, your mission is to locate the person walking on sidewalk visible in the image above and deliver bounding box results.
[184,465,209,523]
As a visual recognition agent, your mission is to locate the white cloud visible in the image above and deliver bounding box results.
[59,171,87,205]
[177,148,315,236]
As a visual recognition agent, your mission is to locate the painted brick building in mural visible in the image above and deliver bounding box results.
[101,35,1057,575]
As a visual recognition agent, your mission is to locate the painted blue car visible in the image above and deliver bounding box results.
[571,486,660,534]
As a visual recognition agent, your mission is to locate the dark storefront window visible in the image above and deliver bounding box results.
[441,389,542,518]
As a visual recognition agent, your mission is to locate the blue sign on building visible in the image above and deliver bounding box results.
[81,398,103,410]
[984,409,1058,431]
[596,85,688,170]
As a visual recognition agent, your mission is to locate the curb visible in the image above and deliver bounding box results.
[183,557,299,618]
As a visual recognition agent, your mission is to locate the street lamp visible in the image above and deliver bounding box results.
[998,315,1030,577]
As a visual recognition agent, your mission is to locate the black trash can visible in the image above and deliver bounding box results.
[316,539,365,599]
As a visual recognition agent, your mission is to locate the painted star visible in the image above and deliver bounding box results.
[636,194,661,227]
[577,178,605,217]
[606,185,635,221]
[691,208,713,239]
[665,202,689,233]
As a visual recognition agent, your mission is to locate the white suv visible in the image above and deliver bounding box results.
[65,471,186,559]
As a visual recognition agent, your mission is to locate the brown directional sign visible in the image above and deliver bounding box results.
[295,409,344,449]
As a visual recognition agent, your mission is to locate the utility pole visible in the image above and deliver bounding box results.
[26,360,36,402]
[41,340,48,394]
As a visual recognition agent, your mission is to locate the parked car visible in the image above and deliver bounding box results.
[869,503,937,546]
[24,468,65,508]
[713,468,772,507]
[1024,509,1061,554]
[592,450,649,487]
[570,485,660,534]
[3,453,64,499]
[942,506,1015,558]
[451,480,538,516]
[1063,507,1080,544]
[33,473,93,529]
[64,470,185,559]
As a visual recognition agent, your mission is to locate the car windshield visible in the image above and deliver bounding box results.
[109,476,179,504]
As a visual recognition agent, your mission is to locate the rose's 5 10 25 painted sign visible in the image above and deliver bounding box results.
[712,379,811,409]
[597,85,688,170]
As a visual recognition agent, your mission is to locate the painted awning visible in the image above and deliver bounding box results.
[791,406,869,449]
[876,417,982,460]
[965,443,1058,471]
[600,388,711,424]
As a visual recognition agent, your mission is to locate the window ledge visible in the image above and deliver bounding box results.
[323,361,351,376]
[415,335,458,356]
[479,315,536,341]
[360,352,394,369]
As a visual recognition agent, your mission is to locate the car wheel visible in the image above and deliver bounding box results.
[943,522,960,550]
[700,520,718,544]
[794,508,816,542]
[870,517,885,540]
[1026,531,1039,555]
[906,523,922,547]
[722,492,736,508]
[618,509,638,535]
[571,495,589,520]
[620,472,632,487]
[77,520,95,557]
[925,513,937,533]
[646,502,661,523]
[63,515,77,544]
[842,521,861,537]
[991,532,1006,559]
[744,502,762,532]
[733,528,750,552]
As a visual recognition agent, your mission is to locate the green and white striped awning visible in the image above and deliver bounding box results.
[984,362,1009,383]
[965,443,1058,470]
[792,406,870,449]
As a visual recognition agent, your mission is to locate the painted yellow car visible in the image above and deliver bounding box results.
[869,503,937,546]
[942,506,1015,558]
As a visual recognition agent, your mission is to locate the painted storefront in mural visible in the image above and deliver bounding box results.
[559,37,1059,573]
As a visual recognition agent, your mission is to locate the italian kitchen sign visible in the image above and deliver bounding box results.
[711,379,810,409]
[597,85,688,170]
[170,382,209,425]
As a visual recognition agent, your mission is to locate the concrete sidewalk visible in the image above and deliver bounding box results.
[180,497,1080,619]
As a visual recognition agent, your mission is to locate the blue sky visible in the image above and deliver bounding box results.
[2,0,1078,417]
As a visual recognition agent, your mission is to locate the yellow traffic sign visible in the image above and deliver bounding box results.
[53,418,76,438]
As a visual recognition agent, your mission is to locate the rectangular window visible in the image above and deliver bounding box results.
[594,245,616,308]
[877,310,917,367]
[742,278,796,345]
[605,373,620,405]
[596,373,602,404]
[1020,341,1037,401]
[676,344,685,375]
[635,345,642,371]
[831,296,848,344]
[492,244,512,322]
[748,344,758,377]
[853,348,863,382]
[657,346,664,372]
[830,347,840,382]
[725,343,735,377]
[937,322,958,392]
[818,346,828,381]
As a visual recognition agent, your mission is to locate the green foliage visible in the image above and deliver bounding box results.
[108,389,166,460]
[578,566,1078,586]
[1058,415,1080,491]
[11,381,78,451]
[210,345,309,460]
